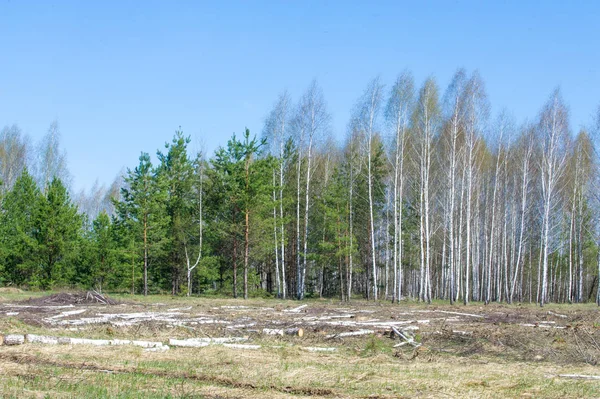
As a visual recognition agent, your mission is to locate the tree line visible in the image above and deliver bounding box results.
[1,69,600,306]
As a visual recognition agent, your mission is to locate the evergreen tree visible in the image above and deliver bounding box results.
[157,130,196,295]
[90,211,118,293]
[115,152,168,295]
[0,169,41,286]
[35,177,81,288]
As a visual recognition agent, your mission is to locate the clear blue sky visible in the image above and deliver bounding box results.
[1,0,599,192]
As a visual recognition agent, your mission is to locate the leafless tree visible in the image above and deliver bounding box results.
[538,89,570,307]
[0,124,31,194]
[385,71,415,302]
[294,80,330,299]
[353,77,385,300]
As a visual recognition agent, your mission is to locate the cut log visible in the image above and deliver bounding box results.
[109,339,164,348]
[262,328,304,337]
[168,337,248,347]
[4,334,25,345]
[187,337,248,343]
[26,334,59,345]
[68,338,112,346]
[326,329,374,339]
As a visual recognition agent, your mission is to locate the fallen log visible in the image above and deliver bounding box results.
[4,334,25,345]
[68,338,112,346]
[26,334,59,345]
[168,337,248,347]
[186,337,248,343]
[262,328,304,337]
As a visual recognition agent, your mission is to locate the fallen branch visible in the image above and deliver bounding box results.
[262,328,304,337]
[391,326,420,348]
[548,311,568,319]
[284,304,308,313]
[326,329,374,339]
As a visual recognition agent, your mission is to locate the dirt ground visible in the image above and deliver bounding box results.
[1,292,600,398]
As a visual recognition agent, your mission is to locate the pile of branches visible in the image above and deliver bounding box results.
[22,291,118,306]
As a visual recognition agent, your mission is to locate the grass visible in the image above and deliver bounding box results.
[1,291,600,398]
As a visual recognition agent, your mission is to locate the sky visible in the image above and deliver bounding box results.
[1,0,599,193]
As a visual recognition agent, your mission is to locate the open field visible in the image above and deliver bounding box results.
[1,290,600,398]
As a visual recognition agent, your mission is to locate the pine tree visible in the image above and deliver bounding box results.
[35,177,81,288]
[0,169,41,286]
[90,211,118,293]
[115,152,168,295]
[157,130,196,295]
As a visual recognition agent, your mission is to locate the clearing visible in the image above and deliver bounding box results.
[1,291,600,398]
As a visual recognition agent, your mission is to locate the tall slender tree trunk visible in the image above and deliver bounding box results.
[143,218,148,296]
[301,134,313,300]
[296,144,302,299]
[244,155,250,300]
[273,171,281,297]
[280,156,286,299]
[233,208,238,298]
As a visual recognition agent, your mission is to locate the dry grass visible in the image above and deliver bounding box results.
[1,293,600,398]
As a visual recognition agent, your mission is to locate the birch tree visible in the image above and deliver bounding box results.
[441,69,467,304]
[184,152,205,296]
[263,91,291,298]
[0,125,30,194]
[538,89,570,307]
[413,77,440,303]
[352,77,385,300]
[294,80,330,300]
[385,71,415,302]
[36,121,71,192]
[509,125,534,302]
[462,72,489,304]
